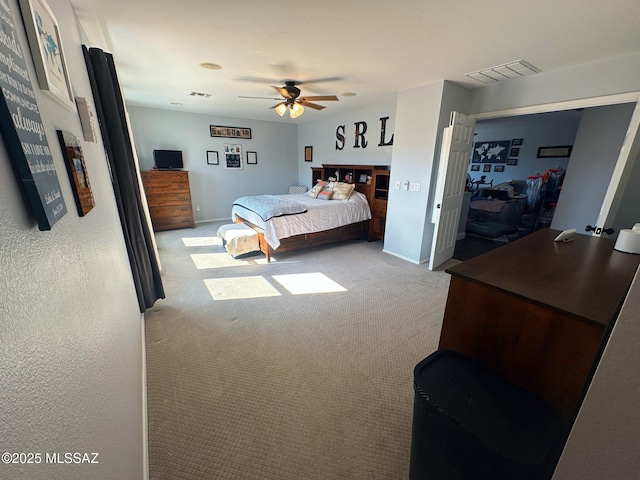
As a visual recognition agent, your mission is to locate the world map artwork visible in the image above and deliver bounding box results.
[472,140,510,163]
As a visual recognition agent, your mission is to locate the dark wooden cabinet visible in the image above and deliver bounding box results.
[311,164,390,241]
[439,229,640,417]
[141,170,195,231]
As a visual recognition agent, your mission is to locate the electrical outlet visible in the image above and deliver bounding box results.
[395,181,401,190]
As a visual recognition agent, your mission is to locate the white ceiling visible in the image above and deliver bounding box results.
[69,0,640,124]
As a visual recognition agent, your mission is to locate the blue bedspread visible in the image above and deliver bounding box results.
[232,195,307,221]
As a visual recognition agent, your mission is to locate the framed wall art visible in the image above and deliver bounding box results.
[57,130,95,216]
[19,0,75,111]
[472,140,510,163]
[210,125,251,139]
[511,138,523,146]
[207,150,219,165]
[494,165,505,172]
[537,145,573,158]
[506,158,518,166]
[0,0,67,230]
[304,146,313,162]
[510,147,520,157]
[470,165,480,171]
[247,151,257,165]
[224,144,243,169]
[483,164,492,172]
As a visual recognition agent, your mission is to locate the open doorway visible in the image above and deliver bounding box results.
[454,103,636,261]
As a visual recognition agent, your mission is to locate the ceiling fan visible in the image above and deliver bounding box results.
[239,81,339,118]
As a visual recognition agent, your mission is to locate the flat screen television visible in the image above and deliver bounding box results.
[153,149,183,170]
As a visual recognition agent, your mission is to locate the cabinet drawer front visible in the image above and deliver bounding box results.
[144,192,192,206]
[149,205,193,219]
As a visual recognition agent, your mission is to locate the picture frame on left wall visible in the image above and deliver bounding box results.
[19,0,75,111]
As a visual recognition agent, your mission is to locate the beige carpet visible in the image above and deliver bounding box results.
[144,221,452,479]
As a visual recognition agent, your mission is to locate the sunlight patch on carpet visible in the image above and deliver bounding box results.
[272,272,347,295]
[204,276,281,300]
[191,253,249,269]
[182,236,222,247]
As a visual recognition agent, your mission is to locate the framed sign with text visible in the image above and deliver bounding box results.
[0,1,67,229]
[210,125,251,139]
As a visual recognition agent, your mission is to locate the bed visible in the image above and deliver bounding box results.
[231,190,372,261]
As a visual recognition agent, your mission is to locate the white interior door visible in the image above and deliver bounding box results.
[428,112,476,270]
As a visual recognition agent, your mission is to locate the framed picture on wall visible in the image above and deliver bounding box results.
[470,165,480,171]
[511,138,523,146]
[494,165,505,172]
[224,144,243,169]
[510,147,520,157]
[304,146,313,162]
[507,158,518,166]
[537,145,573,158]
[483,164,492,172]
[207,150,218,165]
[19,0,75,111]
[247,151,257,165]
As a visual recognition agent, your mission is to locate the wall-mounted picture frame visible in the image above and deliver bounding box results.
[0,0,67,230]
[206,150,219,165]
[510,147,520,157]
[304,146,313,162]
[224,143,243,169]
[494,165,505,172]
[470,165,480,171]
[472,140,510,163]
[511,138,523,146]
[57,130,95,216]
[247,151,257,165]
[483,164,492,172]
[537,145,573,158]
[506,158,518,166]
[19,0,75,111]
[210,125,251,139]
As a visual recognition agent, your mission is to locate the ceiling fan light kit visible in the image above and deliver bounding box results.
[240,80,339,118]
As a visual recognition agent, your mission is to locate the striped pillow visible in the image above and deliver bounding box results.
[317,190,333,200]
[308,180,327,198]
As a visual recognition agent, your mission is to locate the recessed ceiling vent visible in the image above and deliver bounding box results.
[466,59,540,84]
[188,91,212,99]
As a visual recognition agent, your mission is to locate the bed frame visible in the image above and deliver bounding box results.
[233,164,389,261]
[233,216,369,262]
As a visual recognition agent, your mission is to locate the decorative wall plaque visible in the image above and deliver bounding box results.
[0,0,66,229]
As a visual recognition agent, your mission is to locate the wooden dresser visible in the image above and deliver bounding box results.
[141,170,195,231]
[311,164,390,241]
[439,229,640,418]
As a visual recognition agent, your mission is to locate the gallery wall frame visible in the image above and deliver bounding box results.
[483,164,492,172]
[0,0,67,230]
[19,0,75,111]
[472,140,510,163]
[510,147,520,157]
[304,146,313,162]
[224,143,243,169]
[537,145,573,158]
[57,130,95,216]
[511,138,523,146]
[494,165,505,172]
[207,150,219,165]
[247,151,257,165]
[210,125,251,139]
[507,158,518,166]
[470,165,480,171]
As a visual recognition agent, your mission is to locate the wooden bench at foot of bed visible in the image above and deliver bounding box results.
[234,216,369,262]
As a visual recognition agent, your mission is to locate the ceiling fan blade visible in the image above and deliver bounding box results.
[300,95,339,102]
[273,86,292,99]
[296,76,343,85]
[238,96,282,100]
[298,100,325,110]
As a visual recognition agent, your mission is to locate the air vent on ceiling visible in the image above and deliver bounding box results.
[466,60,540,84]
[188,91,212,98]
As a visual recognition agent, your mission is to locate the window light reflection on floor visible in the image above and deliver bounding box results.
[204,276,281,300]
[191,253,249,269]
[182,236,222,247]
[272,272,347,295]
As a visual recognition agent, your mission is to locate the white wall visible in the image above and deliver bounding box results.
[296,100,397,186]
[127,107,298,222]
[552,103,635,232]
[0,1,145,479]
